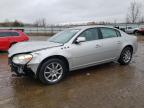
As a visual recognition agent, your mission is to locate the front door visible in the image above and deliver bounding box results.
[69,28,103,69]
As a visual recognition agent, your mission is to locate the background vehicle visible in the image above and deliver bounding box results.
[0,30,29,51]
[138,27,144,34]
[8,26,138,85]
[125,26,139,34]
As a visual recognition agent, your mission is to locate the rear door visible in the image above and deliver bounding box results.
[99,27,122,60]
[0,32,10,50]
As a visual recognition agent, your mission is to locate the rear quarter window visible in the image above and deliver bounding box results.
[11,32,19,36]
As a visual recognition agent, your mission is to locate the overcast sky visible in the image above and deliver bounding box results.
[0,0,143,24]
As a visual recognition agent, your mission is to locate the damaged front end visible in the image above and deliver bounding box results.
[8,41,63,77]
[9,57,35,76]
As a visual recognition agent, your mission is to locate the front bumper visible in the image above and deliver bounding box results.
[9,58,35,76]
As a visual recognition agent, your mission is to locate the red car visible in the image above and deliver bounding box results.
[0,30,29,51]
[138,27,144,34]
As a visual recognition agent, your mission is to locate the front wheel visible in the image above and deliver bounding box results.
[118,47,133,65]
[38,58,67,85]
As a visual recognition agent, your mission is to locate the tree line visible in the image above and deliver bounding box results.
[0,20,24,27]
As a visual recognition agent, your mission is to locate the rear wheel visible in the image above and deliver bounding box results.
[38,58,67,85]
[118,47,133,65]
[134,30,139,35]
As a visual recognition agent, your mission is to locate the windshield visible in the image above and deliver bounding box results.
[48,29,79,44]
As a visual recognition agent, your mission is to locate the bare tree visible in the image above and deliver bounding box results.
[139,16,144,23]
[34,18,47,27]
[42,18,47,27]
[126,1,141,23]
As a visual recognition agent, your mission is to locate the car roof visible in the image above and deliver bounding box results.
[0,30,19,32]
[70,25,114,30]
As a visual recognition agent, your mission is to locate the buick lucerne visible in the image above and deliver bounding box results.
[8,26,138,85]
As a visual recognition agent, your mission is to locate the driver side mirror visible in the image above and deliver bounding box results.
[76,37,86,43]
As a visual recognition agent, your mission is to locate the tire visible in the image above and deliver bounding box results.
[134,30,139,35]
[118,47,133,65]
[38,58,67,85]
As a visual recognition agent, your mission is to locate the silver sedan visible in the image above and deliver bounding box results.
[8,26,138,85]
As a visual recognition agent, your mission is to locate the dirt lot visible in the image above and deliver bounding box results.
[0,36,144,108]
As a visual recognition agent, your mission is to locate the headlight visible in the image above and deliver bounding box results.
[12,54,33,65]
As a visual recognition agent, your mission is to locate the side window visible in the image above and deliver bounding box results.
[127,27,132,29]
[0,32,11,37]
[0,32,5,37]
[0,32,19,37]
[11,32,19,36]
[79,28,99,41]
[100,28,118,39]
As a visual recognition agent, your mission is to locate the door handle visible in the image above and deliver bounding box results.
[117,41,121,44]
[95,44,101,48]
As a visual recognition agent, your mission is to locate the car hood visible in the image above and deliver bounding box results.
[8,41,63,57]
